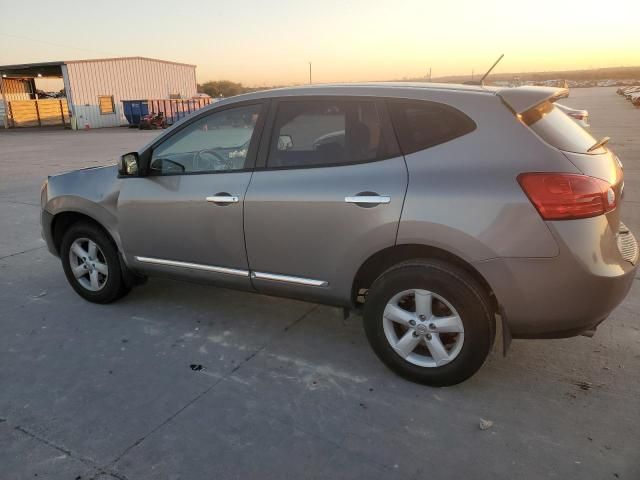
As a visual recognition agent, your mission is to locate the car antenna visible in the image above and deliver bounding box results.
[463,54,504,86]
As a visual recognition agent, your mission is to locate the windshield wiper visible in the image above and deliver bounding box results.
[587,136,610,152]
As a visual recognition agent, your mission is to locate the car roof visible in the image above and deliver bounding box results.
[205,82,565,115]
[238,82,498,100]
[199,82,500,114]
[265,82,495,94]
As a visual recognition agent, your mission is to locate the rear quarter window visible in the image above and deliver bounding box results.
[521,101,603,154]
[388,100,476,155]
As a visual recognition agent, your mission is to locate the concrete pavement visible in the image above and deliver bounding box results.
[1,89,638,479]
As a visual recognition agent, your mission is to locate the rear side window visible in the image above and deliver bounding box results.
[521,101,603,154]
[267,100,397,168]
[388,100,476,155]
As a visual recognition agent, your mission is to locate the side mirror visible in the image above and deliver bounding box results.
[118,152,139,176]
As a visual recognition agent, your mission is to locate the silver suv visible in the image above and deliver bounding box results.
[41,83,638,386]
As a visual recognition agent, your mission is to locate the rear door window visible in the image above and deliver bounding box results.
[521,101,603,154]
[267,99,398,168]
[388,100,476,154]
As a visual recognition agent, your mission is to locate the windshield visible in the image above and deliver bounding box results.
[521,101,604,154]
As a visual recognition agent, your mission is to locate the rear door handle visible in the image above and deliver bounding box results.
[345,195,390,205]
[206,194,239,204]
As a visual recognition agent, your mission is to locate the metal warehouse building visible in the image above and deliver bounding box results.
[0,57,197,129]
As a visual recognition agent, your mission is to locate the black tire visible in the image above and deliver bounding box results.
[60,222,130,304]
[363,259,495,387]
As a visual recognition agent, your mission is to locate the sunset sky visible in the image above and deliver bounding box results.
[1,0,638,86]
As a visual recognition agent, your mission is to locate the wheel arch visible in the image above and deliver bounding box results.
[351,244,498,313]
[51,210,145,289]
[51,211,116,255]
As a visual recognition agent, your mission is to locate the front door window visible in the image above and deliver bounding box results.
[151,104,262,174]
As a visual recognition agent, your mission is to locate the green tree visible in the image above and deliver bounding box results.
[197,80,249,98]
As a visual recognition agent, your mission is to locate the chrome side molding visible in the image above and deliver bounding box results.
[134,256,249,277]
[251,271,329,287]
[134,256,329,287]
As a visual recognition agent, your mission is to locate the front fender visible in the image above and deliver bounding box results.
[43,165,123,251]
[44,196,122,251]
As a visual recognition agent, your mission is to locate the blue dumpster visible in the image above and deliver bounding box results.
[122,100,149,127]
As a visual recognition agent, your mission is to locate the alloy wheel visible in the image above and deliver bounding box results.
[68,238,109,292]
[382,289,464,367]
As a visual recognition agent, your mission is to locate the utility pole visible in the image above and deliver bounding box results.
[429,67,432,82]
[309,62,312,85]
[471,69,474,81]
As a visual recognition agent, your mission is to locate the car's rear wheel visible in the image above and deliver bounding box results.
[60,222,130,303]
[363,259,494,386]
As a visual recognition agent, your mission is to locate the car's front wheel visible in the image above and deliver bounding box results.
[60,222,130,303]
[363,259,494,386]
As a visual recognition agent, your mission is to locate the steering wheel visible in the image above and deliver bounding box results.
[195,149,233,171]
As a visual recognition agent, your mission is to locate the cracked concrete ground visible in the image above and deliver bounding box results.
[1,87,639,480]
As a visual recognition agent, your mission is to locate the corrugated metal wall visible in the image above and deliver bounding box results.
[64,57,197,129]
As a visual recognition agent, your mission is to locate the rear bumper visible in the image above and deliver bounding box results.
[475,217,637,338]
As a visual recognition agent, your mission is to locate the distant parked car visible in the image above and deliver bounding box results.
[556,103,589,128]
[616,87,628,95]
[40,84,638,386]
[617,86,638,97]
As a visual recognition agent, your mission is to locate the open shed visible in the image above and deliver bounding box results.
[0,57,198,129]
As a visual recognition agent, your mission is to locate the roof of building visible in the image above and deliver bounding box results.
[0,61,64,78]
[63,56,196,68]
[0,57,195,75]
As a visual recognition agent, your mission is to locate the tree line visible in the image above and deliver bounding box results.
[197,80,264,98]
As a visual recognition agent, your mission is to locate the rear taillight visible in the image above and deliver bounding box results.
[569,113,586,120]
[518,173,616,220]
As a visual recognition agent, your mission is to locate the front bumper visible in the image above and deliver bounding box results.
[475,217,638,339]
[41,209,58,257]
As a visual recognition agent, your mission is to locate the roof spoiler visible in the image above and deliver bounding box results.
[496,86,569,114]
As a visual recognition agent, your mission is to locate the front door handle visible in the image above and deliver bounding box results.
[345,194,391,206]
[206,193,239,204]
